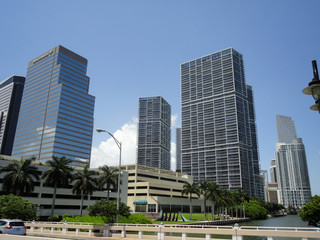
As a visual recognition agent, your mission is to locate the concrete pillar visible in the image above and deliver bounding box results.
[40,227,44,233]
[267,237,273,240]
[51,228,54,234]
[76,229,79,235]
[138,231,143,239]
[121,230,126,238]
[89,229,92,236]
[182,233,187,240]
[103,229,112,237]
[232,235,243,240]
[302,238,308,240]
[206,234,211,240]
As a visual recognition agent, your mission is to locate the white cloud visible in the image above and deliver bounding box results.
[171,114,178,128]
[90,118,137,168]
[91,118,177,171]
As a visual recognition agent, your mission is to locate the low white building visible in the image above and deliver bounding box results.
[0,155,128,218]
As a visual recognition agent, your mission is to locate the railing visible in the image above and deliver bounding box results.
[25,221,320,240]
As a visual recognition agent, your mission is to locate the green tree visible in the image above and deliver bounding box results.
[299,195,320,226]
[244,200,268,220]
[199,180,210,220]
[72,164,98,216]
[88,199,130,223]
[42,156,73,219]
[98,165,118,201]
[0,158,40,195]
[0,194,36,220]
[205,181,220,220]
[181,182,200,220]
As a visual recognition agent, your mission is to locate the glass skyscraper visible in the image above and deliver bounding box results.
[176,127,182,172]
[276,115,297,144]
[275,115,311,208]
[180,48,262,197]
[137,96,171,170]
[12,45,95,166]
[0,75,25,155]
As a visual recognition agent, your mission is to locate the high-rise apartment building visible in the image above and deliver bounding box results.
[270,159,277,183]
[12,46,95,166]
[176,128,182,172]
[275,115,311,208]
[260,170,268,201]
[137,96,171,170]
[0,75,25,155]
[180,48,262,197]
[276,115,297,144]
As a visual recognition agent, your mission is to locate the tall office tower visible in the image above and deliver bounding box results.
[275,115,311,208]
[12,46,95,166]
[276,115,297,143]
[0,75,25,155]
[176,128,182,172]
[180,48,262,197]
[270,159,277,182]
[137,96,171,170]
[260,170,269,201]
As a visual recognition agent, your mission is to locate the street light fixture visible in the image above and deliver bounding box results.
[302,60,320,113]
[96,128,122,224]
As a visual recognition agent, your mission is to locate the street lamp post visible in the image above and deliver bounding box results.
[96,128,122,224]
[302,60,320,113]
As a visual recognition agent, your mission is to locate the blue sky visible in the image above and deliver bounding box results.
[1,0,320,195]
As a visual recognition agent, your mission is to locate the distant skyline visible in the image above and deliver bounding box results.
[1,1,320,195]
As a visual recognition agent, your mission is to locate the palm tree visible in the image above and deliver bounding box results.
[42,156,73,219]
[0,157,40,195]
[72,164,98,216]
[216,188,228,220]
[205,181,219,220]
[236,188,249,218]
[199,180,210,220]
[181,182,200,220]
[98,165,118,201]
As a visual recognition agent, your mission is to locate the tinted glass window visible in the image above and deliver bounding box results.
[0,221,6,226]
[10,222,25,227]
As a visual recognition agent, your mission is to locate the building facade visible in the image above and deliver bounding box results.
[180,48,262,197]
[0,156,128,218]
[137,96,171,170]
[176,128,182,172]
[275,115,312,208]
[12,46,95,166]
[267,182,280,204]
[270,159,277,183]
[276,115,297,144]
[0,75,25,155]
[124,164,206,215]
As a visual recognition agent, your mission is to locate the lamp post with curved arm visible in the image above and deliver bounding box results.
[96,128,122,224]
[302,60,320,113]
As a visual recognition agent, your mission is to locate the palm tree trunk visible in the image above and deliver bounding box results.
[51,184,57,219]
[189,195,193,220]
[203,198,207,221]
[107,184,110,201]
[80,191,84,216]
[243,202,246,218]
[211,201,215,220]
[236,205,238,218]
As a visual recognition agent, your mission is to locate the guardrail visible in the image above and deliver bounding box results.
[25,221,320,240]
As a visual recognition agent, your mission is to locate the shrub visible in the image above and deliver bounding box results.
[0,194,36,220]
[245,200,268,220]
